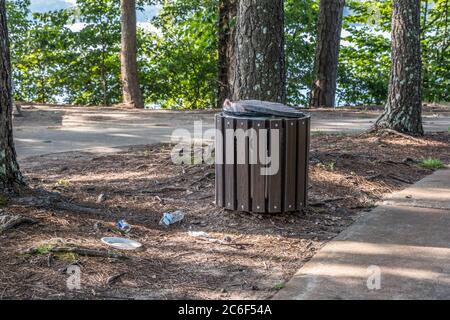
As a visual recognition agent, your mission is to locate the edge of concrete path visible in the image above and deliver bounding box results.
[272,166,450,300]
[382,166,450,210]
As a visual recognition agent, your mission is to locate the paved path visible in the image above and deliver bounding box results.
[273,167,450,300]
[13,105,450,160]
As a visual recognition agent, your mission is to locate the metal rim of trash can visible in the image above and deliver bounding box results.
[215,113,310,213]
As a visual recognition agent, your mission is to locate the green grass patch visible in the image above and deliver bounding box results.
[316,161,336,171]
[33,244,54,255]
[142,150,152,157]
[420,158,445,170]
[311,130,327,137]
[23,244,77,262]
[0,194,8,207]
[272,282,285,291]
[55,179,71,188]
[327,161,336,171]
[53,252,78,262]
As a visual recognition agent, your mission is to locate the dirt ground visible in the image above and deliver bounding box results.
[0,130,449,300]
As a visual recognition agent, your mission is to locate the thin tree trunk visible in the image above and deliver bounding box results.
[441,0,449,62]
[40,72,45,103]
[232,0,286,103]
[422,0,428,40]
[217,0,236,108]
[101,41,107,106]
[422,0,428,97]
[310,0,345,108]
[0,0,24,191]
[120,0,144,109]
[375,0,424,135]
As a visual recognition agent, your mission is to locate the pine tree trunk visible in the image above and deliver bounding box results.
[120,0,144,109]
[232,0,286,103]
[310,0,345,108]
[375,0,424,135]
[217,0,236,108]
[0,0,24,191]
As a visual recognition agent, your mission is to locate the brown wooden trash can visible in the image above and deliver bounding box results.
[215,112,310,213]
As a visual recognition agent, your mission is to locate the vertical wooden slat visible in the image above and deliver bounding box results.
[250,119,266,213]
[297,118,308,209]
[224,118,236,210]
[267,119,282,213]
[236,119,250,212]
[284,119,297,212]
[304,117,311,207]
[215,115,224,207]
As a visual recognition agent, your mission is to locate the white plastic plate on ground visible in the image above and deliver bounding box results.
[101,237,142,250]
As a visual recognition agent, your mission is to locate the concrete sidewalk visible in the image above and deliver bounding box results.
[273,167,450,300]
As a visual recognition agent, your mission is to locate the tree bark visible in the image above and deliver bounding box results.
[232,0,286,103]
[217,0,237,108]
[310,0,345,108]
[0,0,24,191]
[375,0,424,135]
[120,0,144,109]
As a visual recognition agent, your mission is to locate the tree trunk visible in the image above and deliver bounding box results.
[310,0,345,108]
[101,39,108,106]
[442,0,449,62]
[232,0,286,103]
[120,0,144,109]
[0,0,24,191]
[375,0,424,135]
[217,0,237,108]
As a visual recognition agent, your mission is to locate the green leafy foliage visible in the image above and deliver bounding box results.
[338,0,392,106]
[140,0,218,109]
[285,0,318,106]
[63,0,122,105]
[339,0,450,105]
[422,0,450,102]
[420,158,445,169]
[7,0,121,104]
[5,0,450,108]
[272,282,286,290]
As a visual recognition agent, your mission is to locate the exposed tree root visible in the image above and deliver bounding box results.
[0,215,38,234]
[364,174,383,181]
[193,237,254,250]
[366,127,424,142]
[23,246,129,260]
[309,197,348,207]
[378,128,424,142]
[52,201,105,215]
[189,171,215,186]
[106,272,127,285]
[142,186,188,194]
[13,189,106,216]
[387,174,413,184]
